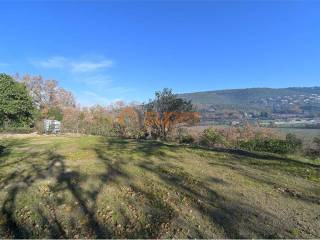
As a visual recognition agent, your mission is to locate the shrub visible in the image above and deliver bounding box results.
[199,128,226,147]
[130,128,149,140]
[238,137,297,154]
[285,133,303,151]
[175,128,195,144]
[305,148,320,159]
[221,124,277,148]
[179,134,195,144]
[113,122,148,140]
[305,136,320,159]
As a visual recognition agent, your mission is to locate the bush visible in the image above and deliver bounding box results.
[130,128,149,140]
[286,133,303,151]
[238,137,297,154]
[179,134,195,144]
[305,148,320,159]
[305,136,320,159]
[175,128,195,144]
[214,124,277,148]
[199,128,226,147]
[113,122,148,140]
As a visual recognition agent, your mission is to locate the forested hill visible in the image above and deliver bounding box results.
[179,87,320,111]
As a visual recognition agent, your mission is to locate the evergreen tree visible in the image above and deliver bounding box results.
[0,73,35,127]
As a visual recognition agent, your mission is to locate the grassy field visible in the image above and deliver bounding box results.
[0,135,319,238]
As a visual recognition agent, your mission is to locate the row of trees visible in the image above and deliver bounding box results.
[59,88,199,139]
[0,73,199,139]
[1,72,319,157]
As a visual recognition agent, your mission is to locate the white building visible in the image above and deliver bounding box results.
[44,119,61,134]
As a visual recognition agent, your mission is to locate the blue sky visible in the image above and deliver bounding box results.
[1,1,320,106]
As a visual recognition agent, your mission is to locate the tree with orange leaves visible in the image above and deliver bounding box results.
[115,106,145,138]
[144,88,199,140]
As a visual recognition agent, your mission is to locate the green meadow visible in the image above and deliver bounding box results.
[0,135,319,238]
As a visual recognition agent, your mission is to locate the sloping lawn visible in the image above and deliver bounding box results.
[0,135,319,238]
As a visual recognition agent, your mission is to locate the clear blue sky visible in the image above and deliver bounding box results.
[1,1,320,106]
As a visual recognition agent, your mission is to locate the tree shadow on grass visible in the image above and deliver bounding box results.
[98,138,314,238]
[94,146,177,238]
[0,145,6,155]
[0,148,53,238]
[1,137,179,238]
[191,145,320,169]
[1,137,318,238]
[0,138,30,165]
[137,160,294,238]
[103,137,181,158]
[48,150,113,238]
[192,145,320,191]
[212,160,320,206]
[0,148,114,238]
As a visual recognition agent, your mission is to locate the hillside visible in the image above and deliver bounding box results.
[0,135,319,238]
[179,87,320,112]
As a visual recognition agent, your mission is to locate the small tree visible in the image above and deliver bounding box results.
[199,128,226,147]
[286,133,303,151]
[144,88,199,140]
[0,73,35,128]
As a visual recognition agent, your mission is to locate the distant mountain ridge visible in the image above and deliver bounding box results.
[179,87,320,112]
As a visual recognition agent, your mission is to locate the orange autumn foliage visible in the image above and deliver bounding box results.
[144,111,200,139]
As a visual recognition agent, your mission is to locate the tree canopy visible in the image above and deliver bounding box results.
[145,88,193,113]
[0,73,35,127]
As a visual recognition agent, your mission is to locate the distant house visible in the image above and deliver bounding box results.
[230,121,240,126]
[44,119,61,134]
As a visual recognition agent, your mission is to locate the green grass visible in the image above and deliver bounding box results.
[0,135,319,238]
